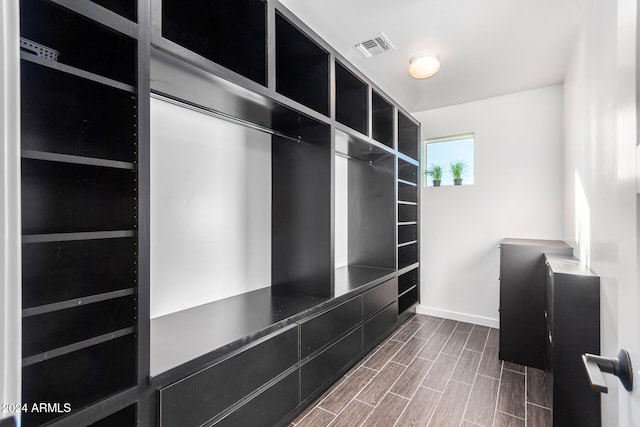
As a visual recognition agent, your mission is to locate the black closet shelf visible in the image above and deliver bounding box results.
[398,201,417,206]
[22,288,136,318]
[22,326,135,367]
[397,264,420,276]
[398,240,418,248]
[22,230,136,244]
[50,0,139,38]
[397,178,418,187]
[334,265,396,298]
[335,128,394,165]
[21,51,136,94]
[21,149,136,170]
[399,261,420,270]
[398,285,417,298]
[397,151,420,165]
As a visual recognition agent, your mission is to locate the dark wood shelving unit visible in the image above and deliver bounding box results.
[398,111,420,160]
[162,0,266,85]
[372,90,394,148]
[335,130,396,272]
[16,0,422,425]
[396,112,420,314]
[398,268,419,314]
[272,122,332,297]
[276,12,329,116]
[89,0,137,22]
[398,158,418,183]
[19,0,146,425]
[335,61,368,135]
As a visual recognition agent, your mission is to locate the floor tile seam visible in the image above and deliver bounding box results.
[359,390,408,427]
[459,366,479,426]
[354,397,377,408]
[461,419,484,427]
[356,361,407,408]
[526,401,551,410]
[318,366,378,415]
[388,390,411,401]
[392,337,430,365]
[502,365,525,375]
[390,361,431,398]
[389,381,436,427]
[464,327,490,354]
[392,338,429,366]
[416,354,435,363]
[424,383,447,427]
[364,346,405,371]
[476,372,500,381]
[324,377,377,427]
[495,409,525,421]
[498,365,526,419]
[316,406,338,417]
[493,360,505,427]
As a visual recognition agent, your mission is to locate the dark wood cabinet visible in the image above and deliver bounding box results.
[544,255,600,426]
[160,326,298,427]
[300,296,362,359]
[498,238,572,368]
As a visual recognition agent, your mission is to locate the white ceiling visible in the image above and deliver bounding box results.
[279,0,586,113]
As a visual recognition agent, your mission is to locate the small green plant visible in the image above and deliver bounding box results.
[450,161,467,180]
[426,164,443,181]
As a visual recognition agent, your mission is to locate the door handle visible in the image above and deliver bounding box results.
[582,348,633,393]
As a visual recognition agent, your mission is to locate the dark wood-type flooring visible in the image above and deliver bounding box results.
[292,314,551,427]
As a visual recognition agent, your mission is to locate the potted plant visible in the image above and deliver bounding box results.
[450,161,467,185]
[426,164,443,187]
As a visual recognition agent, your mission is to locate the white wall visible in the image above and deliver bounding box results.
[150,97,272,319]
[413,85,564,327]
[335,154,348,268]
[563,0,638,424]
[0,0,21,423]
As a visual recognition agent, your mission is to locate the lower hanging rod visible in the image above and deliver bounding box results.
[335,151,373,166]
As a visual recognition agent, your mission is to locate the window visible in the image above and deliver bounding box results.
[422,133,475,186]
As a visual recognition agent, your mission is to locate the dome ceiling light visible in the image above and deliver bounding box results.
[408,53,441,79]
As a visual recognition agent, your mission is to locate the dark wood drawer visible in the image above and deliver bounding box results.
[363,301,398,349]
[300,327,362,399]
[363,278,397,319]
[212,369,300,427]
[300,296,362,359]
[160,325,298,427]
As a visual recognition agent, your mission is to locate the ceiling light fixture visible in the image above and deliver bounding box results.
[408,53,440,79]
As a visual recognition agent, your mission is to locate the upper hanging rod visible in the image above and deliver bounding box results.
[151,91,303,145]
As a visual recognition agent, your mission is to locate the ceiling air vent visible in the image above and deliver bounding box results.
[353,33,395,58]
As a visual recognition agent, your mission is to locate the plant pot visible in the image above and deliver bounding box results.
[454,179,463,186]
[433,180,441,187]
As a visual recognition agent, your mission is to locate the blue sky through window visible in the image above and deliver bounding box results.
[423,134,475,186]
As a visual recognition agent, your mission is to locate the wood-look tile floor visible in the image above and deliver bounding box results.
[292,314,551,427]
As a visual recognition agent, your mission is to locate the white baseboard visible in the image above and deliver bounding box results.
[416,305,500,329]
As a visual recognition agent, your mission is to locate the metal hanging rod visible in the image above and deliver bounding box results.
[335,151,373,166]
[151,91,303,144]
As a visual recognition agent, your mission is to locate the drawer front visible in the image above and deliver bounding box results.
[363,301,398,349]
[160,325,298,427]
[300,296,362,359]
[213,369,300,427]
[363,278,397,319]
[300,327,362,400]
